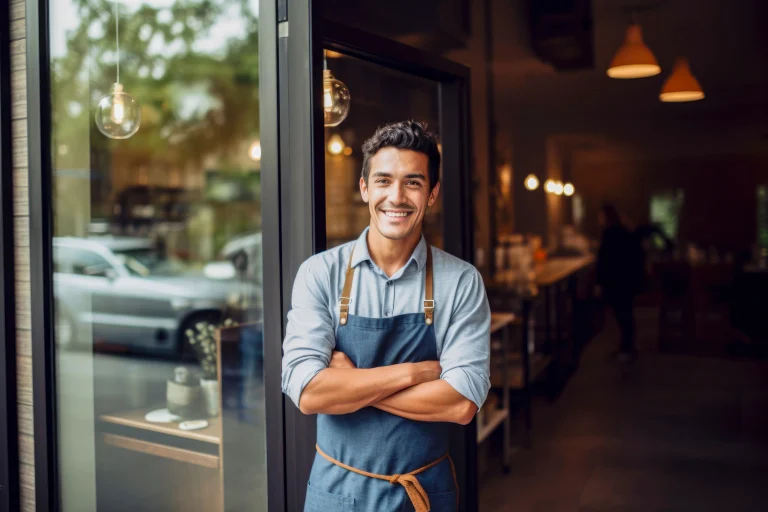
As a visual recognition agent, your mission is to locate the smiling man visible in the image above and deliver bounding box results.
[282,121,491,512]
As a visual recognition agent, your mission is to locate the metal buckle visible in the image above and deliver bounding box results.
[423,300,435,310]
[339,297,353,307]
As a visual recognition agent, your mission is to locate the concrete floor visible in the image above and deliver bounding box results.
[479,319,768,512]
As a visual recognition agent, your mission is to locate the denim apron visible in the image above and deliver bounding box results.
[305,244,458,512]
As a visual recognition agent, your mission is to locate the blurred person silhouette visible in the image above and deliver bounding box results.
[596,203,644,362]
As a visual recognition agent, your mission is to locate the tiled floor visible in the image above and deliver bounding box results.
[479,319,768,512]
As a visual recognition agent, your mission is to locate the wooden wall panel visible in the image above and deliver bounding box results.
[11,2,34,511]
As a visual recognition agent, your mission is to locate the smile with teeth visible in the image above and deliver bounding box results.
[382,211,412,218]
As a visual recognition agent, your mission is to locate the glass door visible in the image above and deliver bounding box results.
[40,0,278,510]
[280,17,474,511]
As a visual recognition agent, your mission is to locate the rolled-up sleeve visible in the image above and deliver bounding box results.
[439,268,491,410]
[281,259,335,408]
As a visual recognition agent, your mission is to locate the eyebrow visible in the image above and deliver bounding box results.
[371,172,427,181]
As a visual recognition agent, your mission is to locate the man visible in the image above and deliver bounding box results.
[282,121,491,512]
[596,203,644,362]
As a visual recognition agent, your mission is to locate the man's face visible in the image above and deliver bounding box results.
[360,147,440,241]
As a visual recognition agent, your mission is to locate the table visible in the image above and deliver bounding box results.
[477,313,518,472]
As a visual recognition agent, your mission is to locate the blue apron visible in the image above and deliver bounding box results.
[304,244,458,512]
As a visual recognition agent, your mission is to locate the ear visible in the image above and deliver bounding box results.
[427,181,440,207]
[359,176,369,203]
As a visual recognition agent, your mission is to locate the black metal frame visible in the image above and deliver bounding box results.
[281,12,476,511]
[280,1,326,510]
[1,0,20,509]
[261,1,287,511]
[27,0,60,508]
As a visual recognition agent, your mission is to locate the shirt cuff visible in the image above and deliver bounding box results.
[441,367,490,411]
[283,360,327,408]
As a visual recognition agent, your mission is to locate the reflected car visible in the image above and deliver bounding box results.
[53,237,259,355]
[219,232,262,282]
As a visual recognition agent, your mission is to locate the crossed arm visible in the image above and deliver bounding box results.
[283,260,489,426]
[299,351,477,425]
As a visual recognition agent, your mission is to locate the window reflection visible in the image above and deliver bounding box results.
[324,52,444,249]
[51,1,266,510]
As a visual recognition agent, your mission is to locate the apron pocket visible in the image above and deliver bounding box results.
[426,489,457,512]
[305,483,356,511]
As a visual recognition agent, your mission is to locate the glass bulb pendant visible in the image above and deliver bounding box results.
[95,83,141,139]
[323,69,351,127]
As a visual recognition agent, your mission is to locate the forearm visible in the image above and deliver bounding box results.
[373,380,478,425]
[299,364,417,415]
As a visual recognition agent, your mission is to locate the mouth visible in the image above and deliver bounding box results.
[380,210,414,220]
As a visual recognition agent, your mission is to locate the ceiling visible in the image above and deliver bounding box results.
[489,0,768,158]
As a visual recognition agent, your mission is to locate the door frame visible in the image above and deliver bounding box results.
[280,7,476,510]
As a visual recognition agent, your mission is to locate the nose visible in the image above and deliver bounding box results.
[389,182,406,205]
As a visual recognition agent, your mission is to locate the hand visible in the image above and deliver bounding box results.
[411,361,442,385]
[330,351,356,369]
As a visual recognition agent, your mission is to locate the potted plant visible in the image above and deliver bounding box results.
[185,317,238,417]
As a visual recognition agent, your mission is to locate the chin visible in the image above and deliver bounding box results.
[374,223,414,241]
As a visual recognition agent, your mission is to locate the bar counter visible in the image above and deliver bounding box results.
[482,254,599,449]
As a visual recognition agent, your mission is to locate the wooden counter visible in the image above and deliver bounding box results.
[101,409,222,444]
[534,255,595,286]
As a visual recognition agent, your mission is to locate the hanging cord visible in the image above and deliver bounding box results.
[114,0,120,83]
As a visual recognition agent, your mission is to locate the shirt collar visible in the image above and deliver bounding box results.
[350,227,427,271]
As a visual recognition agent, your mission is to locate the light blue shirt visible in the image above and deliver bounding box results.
[281,227,491,410]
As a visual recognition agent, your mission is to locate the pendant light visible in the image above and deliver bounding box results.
[607,23,661,79]
[563,183,575,196]
[659,57,704,102]
[323,51,351,127]
[95,0,141,139]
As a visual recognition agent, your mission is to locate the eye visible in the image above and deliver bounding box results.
[375,178,389,184]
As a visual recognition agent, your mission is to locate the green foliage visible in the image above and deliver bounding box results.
[53,0,261,168]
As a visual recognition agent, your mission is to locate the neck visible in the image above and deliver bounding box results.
[366,224,423,277]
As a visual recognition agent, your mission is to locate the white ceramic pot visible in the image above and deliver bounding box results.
[200,378,220,418]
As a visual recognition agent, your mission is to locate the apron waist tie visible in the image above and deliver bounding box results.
[315,444,457,512]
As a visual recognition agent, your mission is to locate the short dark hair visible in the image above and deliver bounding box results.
[361,120,441,190]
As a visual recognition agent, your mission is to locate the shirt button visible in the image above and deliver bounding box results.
[387,281,392,286]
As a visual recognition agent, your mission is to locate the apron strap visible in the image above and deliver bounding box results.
[424,246,434,325]
[339,243,356,326]
[338,242,435,327]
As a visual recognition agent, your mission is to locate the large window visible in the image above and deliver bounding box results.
[50,1,266,510]
[650,189,685,244]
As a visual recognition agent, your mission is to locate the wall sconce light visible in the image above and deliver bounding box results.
[524,174,540,191]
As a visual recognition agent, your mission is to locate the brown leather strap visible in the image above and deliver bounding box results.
[424,246,434,325]
[339,242,435,327]
[316,444,457,512]
[339,244,356,325]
